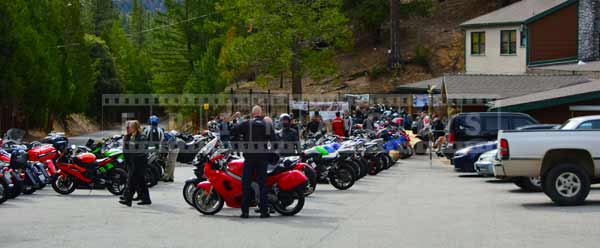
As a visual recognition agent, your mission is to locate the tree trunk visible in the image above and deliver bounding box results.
[291,41,302,100]
[389,0,402,69]
[279,71,284,88]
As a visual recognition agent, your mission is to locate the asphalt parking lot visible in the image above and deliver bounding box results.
[3,156,600,248]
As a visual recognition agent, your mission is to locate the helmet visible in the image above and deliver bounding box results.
[149,115,159,126]
[279,113,291,122]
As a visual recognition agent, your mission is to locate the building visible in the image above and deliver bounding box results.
[461,0,599,74]
[396,74,590,113]
[395,0,600,123]
[490,79,600,123]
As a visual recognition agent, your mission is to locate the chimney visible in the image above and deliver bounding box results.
[579,0,600,61]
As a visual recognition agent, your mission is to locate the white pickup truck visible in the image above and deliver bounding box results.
[496,115,600,206]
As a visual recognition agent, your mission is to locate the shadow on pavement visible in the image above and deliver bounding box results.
[522,200,600,213]
[485,179,512,184]
[507,189,541,194]
[458,174,483,178]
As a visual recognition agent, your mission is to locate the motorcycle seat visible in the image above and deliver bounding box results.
[281,156,299,167]
[267,164,289,176]
[75,159,98,169]
[321,152,339,161]
[96,157,111,165]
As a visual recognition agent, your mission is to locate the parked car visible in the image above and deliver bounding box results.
[452,123,553,172]
[496,115,600,206]
[514,124,559,130]
[452,142,496,172]
[474,149,498,177]
[442,112,538,159]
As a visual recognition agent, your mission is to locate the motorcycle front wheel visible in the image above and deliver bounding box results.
[329,163,356,190]
[52,175,76,195]
[0,179,8,204]
[183,179,203,207]
[145,169,158,188]
[107,168,128,195]
[273,190,305,216]
[192,187,224,215]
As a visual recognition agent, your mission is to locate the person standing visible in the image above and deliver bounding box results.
[145,115,164,149]
[332,112,345,137]
[363,114,375,131]
[343,112,353,137]
[233,105,276,218]
[278,114,300,157]
[119,120,151,207]
[161,130,180,182]
[307,112,324,135]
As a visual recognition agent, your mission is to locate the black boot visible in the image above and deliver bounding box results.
[120,195,140,201]
[119,200,132,207]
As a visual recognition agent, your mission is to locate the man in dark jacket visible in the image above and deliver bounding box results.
[278,113,300,157]
[232,105,276,218]
[306,111,324,135]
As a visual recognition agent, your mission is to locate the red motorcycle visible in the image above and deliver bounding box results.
[191,145,308,216]
[27,143,58,176]
[51,146,127,195]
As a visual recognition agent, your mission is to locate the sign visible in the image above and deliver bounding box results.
[344,94,369,103]
[289,101,308,111]
[413,94,429,107]
[203,103,209,110]
[308,102,349,120]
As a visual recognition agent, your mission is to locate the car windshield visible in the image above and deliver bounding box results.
[559,119,578,130]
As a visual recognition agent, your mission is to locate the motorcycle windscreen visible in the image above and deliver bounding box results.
[277,170,307,192]
[4,128,25,142]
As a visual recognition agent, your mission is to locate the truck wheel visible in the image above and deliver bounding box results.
[542,163,590,206]
[513,177,542,192]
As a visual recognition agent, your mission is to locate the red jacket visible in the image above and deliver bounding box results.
[332,116,345,136]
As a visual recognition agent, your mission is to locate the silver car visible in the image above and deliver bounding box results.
[474,149,498,177]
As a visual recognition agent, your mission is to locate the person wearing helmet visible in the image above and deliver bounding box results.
[278,114,300,157]
[144,115,164,150]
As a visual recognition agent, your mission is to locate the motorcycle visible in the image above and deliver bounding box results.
[301,146,356,190]
[51,145,128,195]
[191,148,308,216]
[0,163,8,204]
[177,131,212,164]
[85,137,157,188]
[183,135,223,207]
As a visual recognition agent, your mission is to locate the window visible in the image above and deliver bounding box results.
[577,120,600,129]
[471,32,485,55]
[501,30,517,55]
[483,116,510,133]
[512,117,535,129]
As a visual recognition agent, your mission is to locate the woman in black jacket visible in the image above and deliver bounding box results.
[119,120,151,207]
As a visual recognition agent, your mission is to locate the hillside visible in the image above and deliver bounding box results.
[231,0,520,94]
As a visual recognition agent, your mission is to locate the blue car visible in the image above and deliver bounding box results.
[452,124,558,172]
[452,142,497,172]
